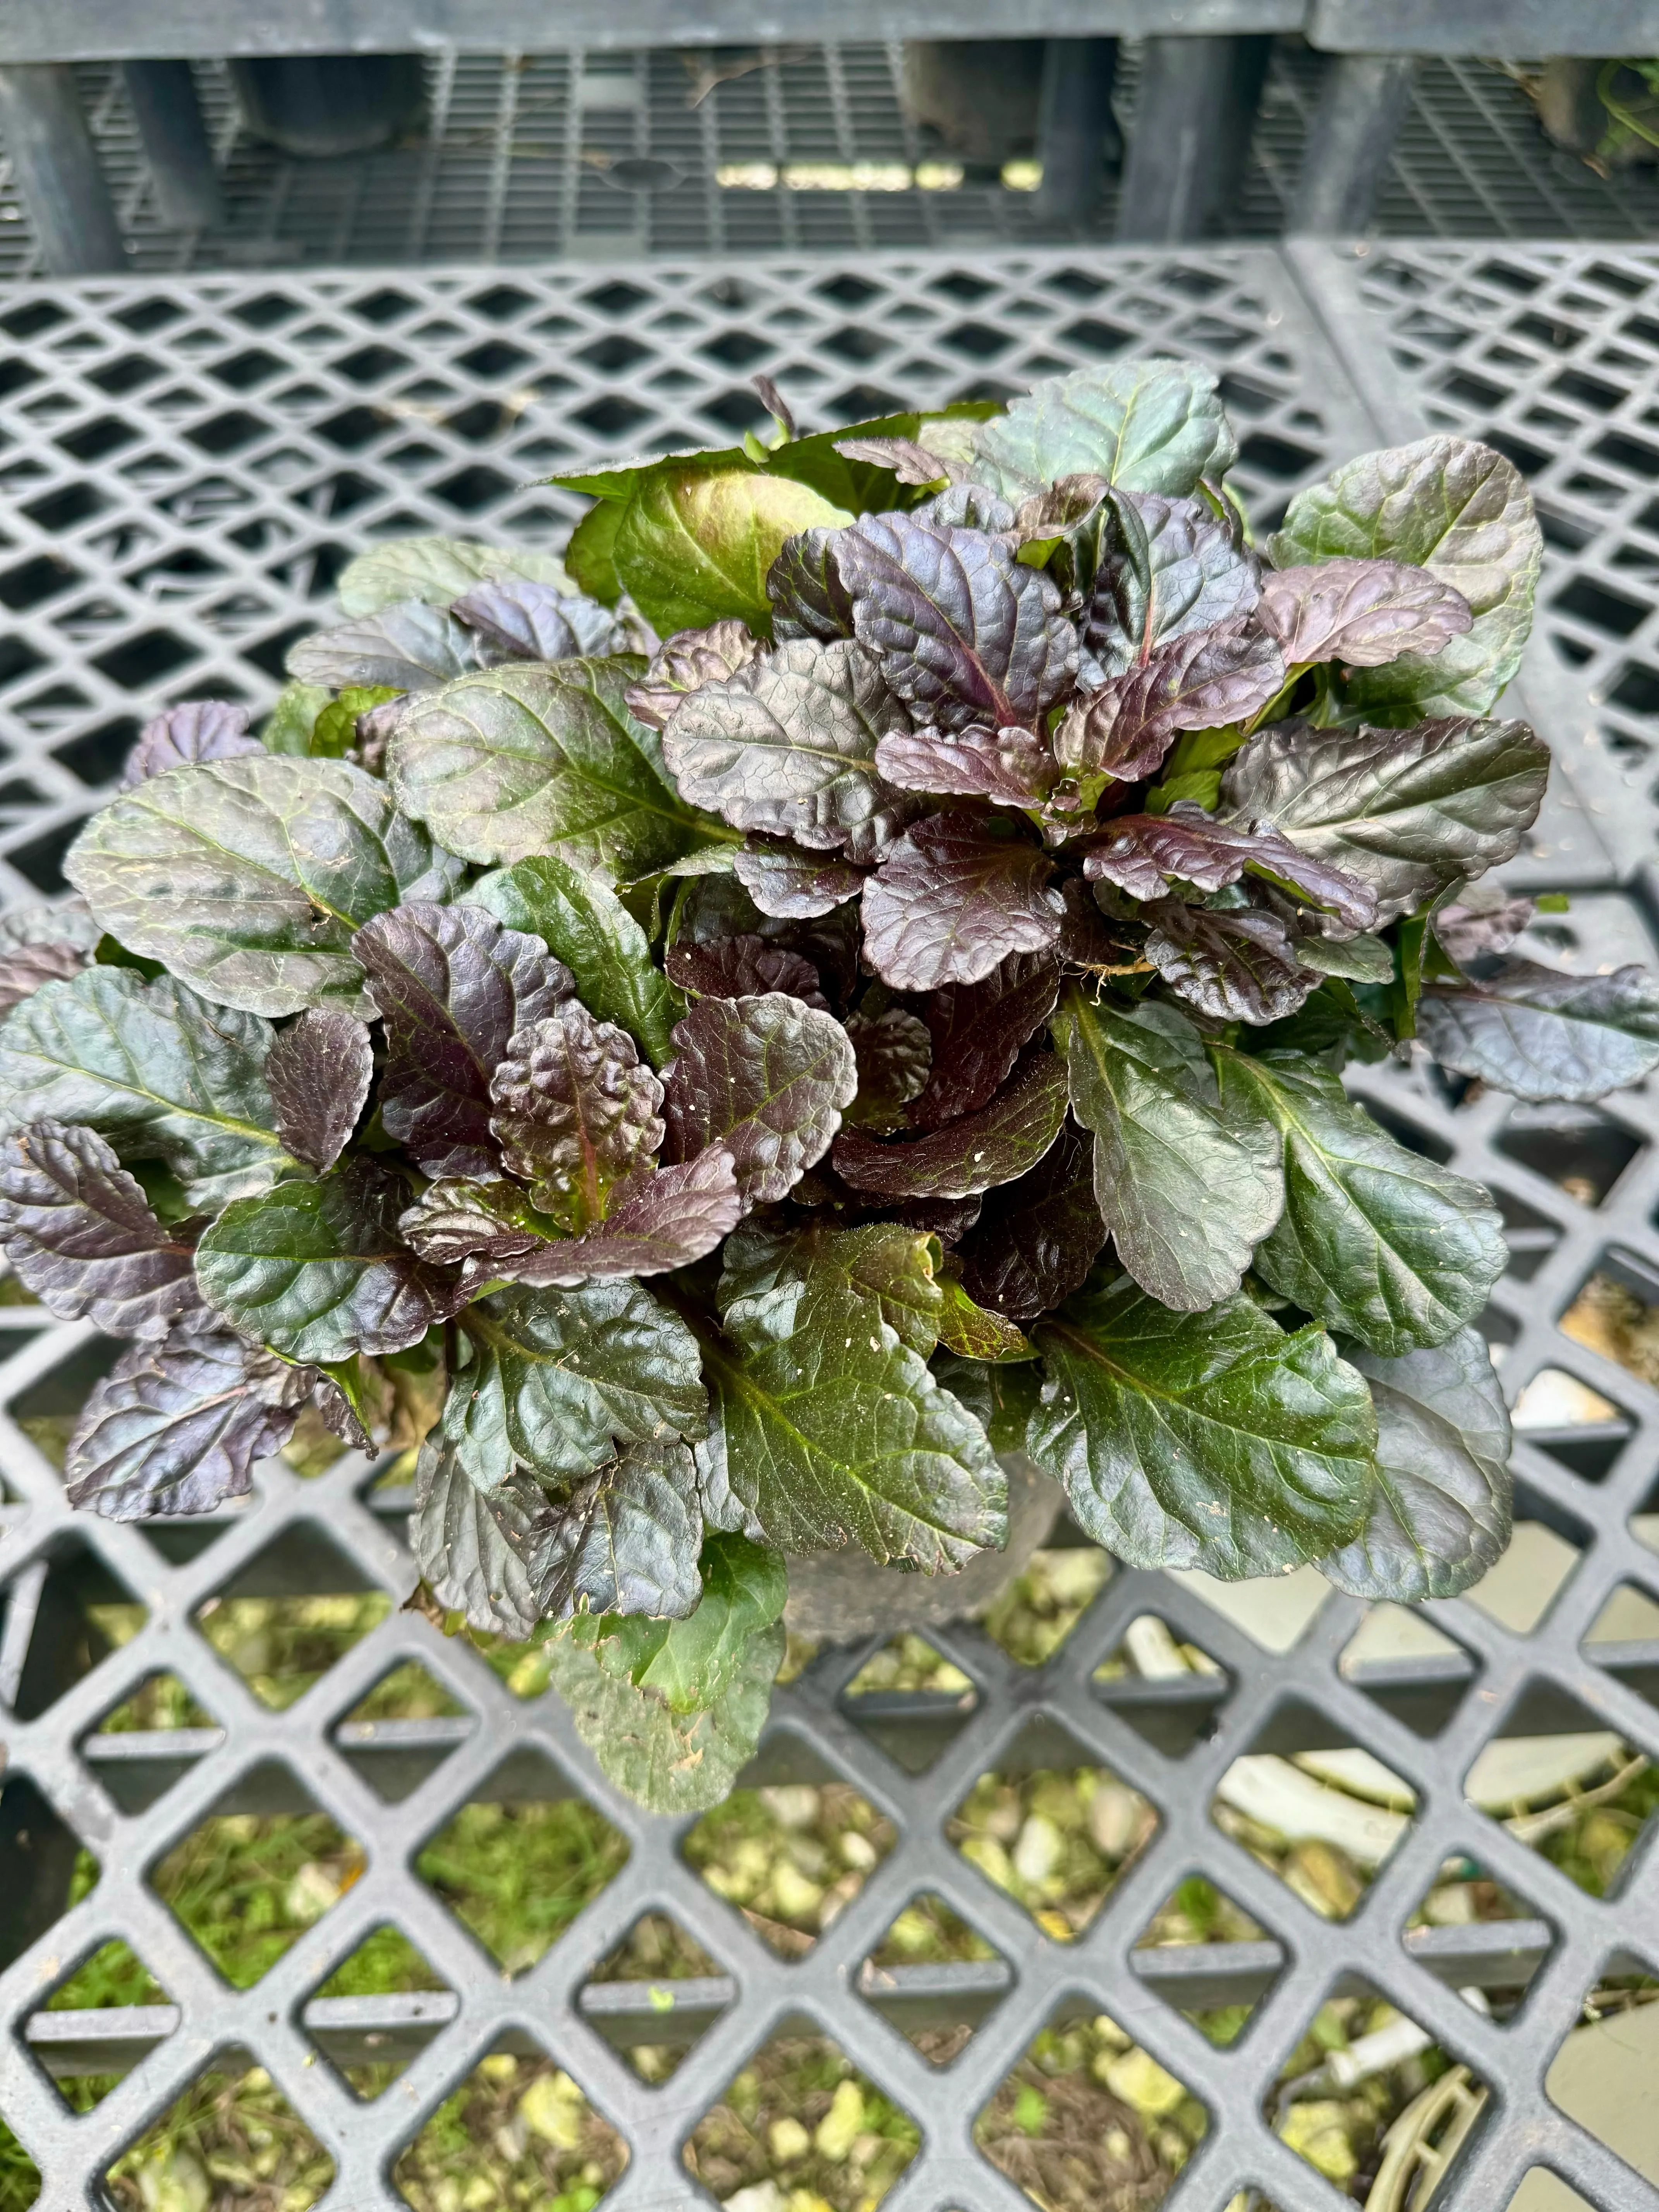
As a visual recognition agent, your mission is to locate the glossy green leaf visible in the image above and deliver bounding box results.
[65,754,464,1018]
[1212,1047,1506,1355]
[720,1218,943,1358]
[530,1437,704,1621]
[472,854,680,1067]
[1029,1274,1377,1576]
[260,680,333,757]
[975,359,1238,501]
[586,1532,788,1713]
[613,465,852,636]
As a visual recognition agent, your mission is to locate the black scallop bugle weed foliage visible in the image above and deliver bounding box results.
[4,364,1654,1809]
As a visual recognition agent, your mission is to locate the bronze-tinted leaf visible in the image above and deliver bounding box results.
[0,1118,203,1338]
[955,1116,1104,1321]
[1082,802,1378,932]
[1055,621,1285,781]
[1143,898,1317,1024]
[505,1147,744,1285]
[121,701,262,788]
[843,1008,932,1132]
[873,724,1060,805]
[666,934,828,1011]
[833,1047,1068,1200]
[625,618,763,730]
[0,901,99,1016]
[264,1008,374,1172]
[1258,557,1472,669]
[731,839,865,918]
[661,991,857,1208]
[909,948,1061,1128]
[287,599,487,692]
[1080,488,1261,683]
[861,814,1063,992]
[412,1435,543,1637]
[451,575,623,661]
[490,1002,666,1226]
[529,1438,704,1621]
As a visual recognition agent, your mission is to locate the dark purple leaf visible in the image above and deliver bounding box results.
[874,724,1060,804]
[0,1118,203,1338]
[312,1367,376,1454]
[732,838,866,917]
[662,991,858,1208]
[666,934,828,1011]
[1431,891,1535,962]
[121,701,261,788]
[1082,802,1379,932]
[1143,898,1318,1024]
[412,1437,543,1637]
[957,1116,1106,1322]
[451,575,622,661]
[527,1438,704,1621]
[894,1193,983,1245]
[1259,557,1473,669]
[398,1178,553,1270]
[915,483,1018,532]
[287,599,487,692]
[860,814,1063,992]
[507,1147,744,1285]
[265,1008,373,1172]
[0,900,99,1015]
[1054,877,1142,971]
[490,1002,666,1226]
[828,514,1078,733]
[355,901,576,1180]
[910,948,1062,1129]
[831,434,951,485]
[843,1009,932,1133]
[1417,959,1659,1102]
[833,1047,1068,1200]
[767,528,859,643]
[625,618,761,730]
[65,1329,312,1520]
[663,636,916,862]
[1080,489,1261,683]
[352,695,409,775]
[1056,621,1285,781]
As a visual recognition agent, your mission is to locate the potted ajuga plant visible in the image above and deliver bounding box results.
[4,359,1658,1816]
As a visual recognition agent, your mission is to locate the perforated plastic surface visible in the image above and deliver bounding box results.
[0,245,1657,2212]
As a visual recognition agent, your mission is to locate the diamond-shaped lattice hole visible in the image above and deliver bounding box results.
[859,1892,1008,2067]
[150,1769,365,1987]
[331,1659,472,1802]
[1092,1613,1230,1755]
[1,1538,146,1720]
[1464,1511,1585,1635]
[686,1781,895,1958]
[686,2034,919,2207]
[976,2005,1207,2210]
[106,2059,336,2210]
[1405,1853,1554,2020]
[395,2044,626,2209]
[1135,1877,1281,2046]
[416,1748,628,1975]
[1466,1678,1656,1899]
[580,1911,730,2084]
[1505,2174,1596,2212]
[980,1540,1111,1667]
[1269,1978,1489,2199]
[841,1633,978,1772]
[1213,1714,1416,1921]
[1340,1602,1479,1738]
[306,1925,452,2100]
[7,1330,120,1467]
[81,1671,220,1814]
[1513,1365,1631,1484]
[29,1941,172,2111]
[1546,1962,1659,2191]
[1560,1260,1659,1392]
[193,1527,392,1709]
[0,1777,95,1973]
[1494,1104,1643,1205]
[950,1724,1157,1940]
[1585,1581,1659,1715]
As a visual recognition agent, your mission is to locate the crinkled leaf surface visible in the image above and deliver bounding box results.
[834,1047,1068,1200]
[356,901,575,1178]
[830,514,1076,732]
[490,1003,665,1226]
[122,701,261,788]
[1056,622,1284,781]
[0,969,287,1210]
[1258,557,1472,671]
[843,1008,932,1133]
[503,1149,744,1286]
[287,600,489,692]
[264,1008,374,1173]
[911,948,1061,1129]
[388,657,699,878]
[452,575,622,661]
[1081,488,1261,682]
[398,1178,562,1271]
[337,535,570,617]
[625,618,760,729]
[732,839,866,917]
[956,1115,1104,1322]
[1417,959,1659,1101]
[0,903,99,1017]
[66,754,464,1018]
[1222,715,1550,926]
[873,724,1060,804]
[472,855,679,1070]
[666,934,827,1013]
[695,1222,1006,1565]
[974,359,1238,501]
[1059,991,1281,1310]
[721,1218,944,1359]
[589,1533,787,1714]
[1269,437,1541,721]
[412,1435,543,1638]
[663,637,913,862]
[862,814,1062,992]
[1320,1328,1511,1602]
[446,1279,706,1489]
[1083,803,1378,930]
[1029,1275,1377,1575]
[1213,1047,1506,1355]
[529,1437,704,1621]
[1143,898,1317,1024]
[196,1155,462,1362]
[1431,890,1535,963]
[538,1609,784,1815]
[614,464,852,636]
[0,1119,203,1337]
[662,991,856,1208]
[65,1329,312,1521]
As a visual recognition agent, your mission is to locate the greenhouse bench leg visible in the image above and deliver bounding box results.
[1116,32,1273,243]
[1290,50,1416,233]
[0,62,124,275]
[1035,36,1119,228]
[123,58,224,231]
